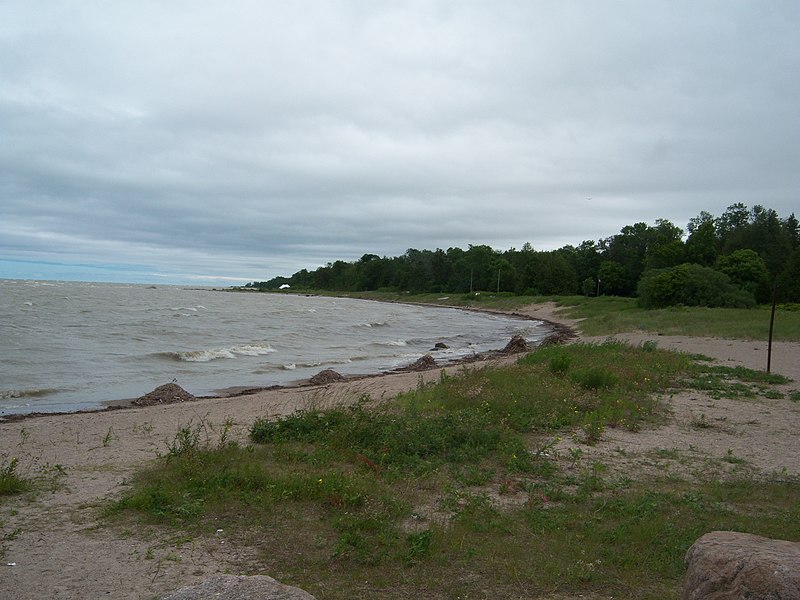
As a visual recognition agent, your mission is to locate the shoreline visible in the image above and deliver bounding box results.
[0,297,573,424]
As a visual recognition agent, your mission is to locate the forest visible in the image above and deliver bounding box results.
[246,203,800,306]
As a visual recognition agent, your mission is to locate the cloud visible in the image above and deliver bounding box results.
[1,1,799,283]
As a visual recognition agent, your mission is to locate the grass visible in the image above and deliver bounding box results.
[104,340,799,599]
[546,296,800,341]
[0,458,32,497]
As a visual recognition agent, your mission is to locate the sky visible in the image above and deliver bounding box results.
[1,1,799,285]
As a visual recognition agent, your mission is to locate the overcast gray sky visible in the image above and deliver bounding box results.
[1,1,798,284]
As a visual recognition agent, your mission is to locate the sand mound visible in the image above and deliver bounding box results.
[132,383,196,406]
[309,369,345,385]
[406,354,437,371]
[502,335,529,353]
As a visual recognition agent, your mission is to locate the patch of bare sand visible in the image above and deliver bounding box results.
[1,302,798,599]
[517,302,800,482]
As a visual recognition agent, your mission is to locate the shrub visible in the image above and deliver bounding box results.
[637,263,756,309]
[572,367,618,390]
[548,353,573,376]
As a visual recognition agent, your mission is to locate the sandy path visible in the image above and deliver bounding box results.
[1,302,799,599]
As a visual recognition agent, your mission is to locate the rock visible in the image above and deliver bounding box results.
[309,369,344,385]
[132,383,196,407]
[433,342,449,350]
[162,574,316,600]
[502,335,529,354]
[683,531,800,600]
[407,354,437,371]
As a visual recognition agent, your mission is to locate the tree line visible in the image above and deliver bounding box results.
[246,203,800,306]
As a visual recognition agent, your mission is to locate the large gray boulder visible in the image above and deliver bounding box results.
[162,575,316,600]
[684,531,800,600]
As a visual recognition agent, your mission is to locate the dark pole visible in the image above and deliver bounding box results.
[767,278,779,373]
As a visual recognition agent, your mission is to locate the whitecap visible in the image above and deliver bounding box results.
[173,343,275,362]
[283,363,297,370]
[178,349,237,362]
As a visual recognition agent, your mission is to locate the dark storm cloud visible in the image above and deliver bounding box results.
[1,1,798,283]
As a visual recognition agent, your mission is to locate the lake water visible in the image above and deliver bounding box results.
[0,280,551,415]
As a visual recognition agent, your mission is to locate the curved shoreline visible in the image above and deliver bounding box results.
[0,300,573,424]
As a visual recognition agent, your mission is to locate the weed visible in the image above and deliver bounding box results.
[568,447,583,468]
[580,411,606,445]
[404,529,433,563]
[723,449,746,465]
[640,340,658,352]
[18,428,29,446]
[0,458,31,496]
[164,423,204,458]
[790,391,800,402]
[103,427,115,447]
[691,413,713,429]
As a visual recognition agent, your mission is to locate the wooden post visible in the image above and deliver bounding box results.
[767,279,779,373]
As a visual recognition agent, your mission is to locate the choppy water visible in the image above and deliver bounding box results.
[0,280,551,415]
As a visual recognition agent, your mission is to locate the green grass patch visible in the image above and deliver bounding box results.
[0,458,31,497]
[550,296,800,341]
[684,363,791,399]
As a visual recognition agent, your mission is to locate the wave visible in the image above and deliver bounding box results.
[354,321,389,328]
[165,343,276,362]
[0,388,59,400]
[169,305,205,312]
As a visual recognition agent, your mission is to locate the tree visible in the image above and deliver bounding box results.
[685,219,718,266]
[597,261,625,296]
[536,252,577,295]
[715,249,770,303]
[777,248,800,303]
[637,264,755,309]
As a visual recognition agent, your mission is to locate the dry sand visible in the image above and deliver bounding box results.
[1,302,799,599]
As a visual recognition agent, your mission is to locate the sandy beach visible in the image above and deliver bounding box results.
[2,302,799,599]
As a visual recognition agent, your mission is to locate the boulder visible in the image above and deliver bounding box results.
[433,342,449,350]
[162,574,316,600]
[309,369,344,385]
[683,531,800,600]
[132,383,196,407]
[502,335,529,354]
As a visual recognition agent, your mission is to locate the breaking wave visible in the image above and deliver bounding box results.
[166,344,276,362]
[0,388,59,400]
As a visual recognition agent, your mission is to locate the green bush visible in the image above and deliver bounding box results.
[637,263,756,309]
[548,353,573,375]
[572,367,618,391]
